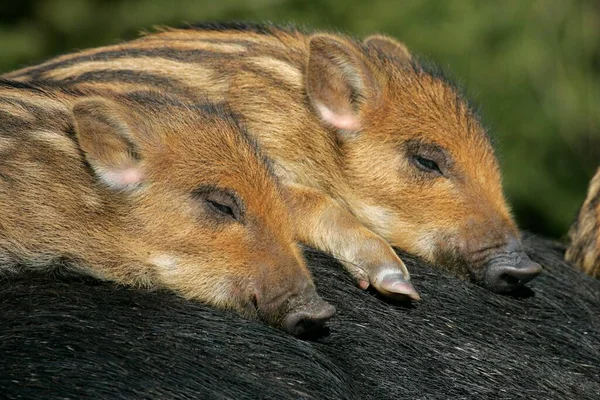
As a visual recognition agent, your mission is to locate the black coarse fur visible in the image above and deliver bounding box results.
[1,234,599,399]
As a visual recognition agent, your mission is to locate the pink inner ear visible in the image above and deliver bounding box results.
[315,102,362,131]
[98,166,143,190]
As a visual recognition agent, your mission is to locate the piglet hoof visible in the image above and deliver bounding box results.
[370,268,421,301]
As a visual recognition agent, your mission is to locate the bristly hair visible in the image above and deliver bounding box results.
[408,55,495,147]
[410,57,482,119]
[0,78,48,94]
[176,21,310,37]
[0,77,90,99]
[191,100,281,185]
[178,21,280,35]
[118,90,280,183]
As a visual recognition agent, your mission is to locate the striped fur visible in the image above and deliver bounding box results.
[566,167,600,278]
[6,22,537,294]
[0,79,331,332]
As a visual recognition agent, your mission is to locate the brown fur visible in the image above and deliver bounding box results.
[0,80,327,329]
[5,22,533,293]
[566,167,600,278]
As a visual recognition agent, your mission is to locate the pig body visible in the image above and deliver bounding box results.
[5,22,542,296]
[0,79,334,335]
[567,167,600,278]
[0,234,598,399]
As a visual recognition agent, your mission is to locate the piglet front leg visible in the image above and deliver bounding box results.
[286,184,420,301]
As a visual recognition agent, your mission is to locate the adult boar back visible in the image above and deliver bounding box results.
[1,234,598,399]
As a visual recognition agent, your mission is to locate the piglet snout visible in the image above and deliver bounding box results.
[256,277,336,336]
[282,296,336,336]
[484,253,543,293]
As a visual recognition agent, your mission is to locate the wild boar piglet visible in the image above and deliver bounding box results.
[5,23,544,295]
[0,81,334,336]
[566,167,600,278]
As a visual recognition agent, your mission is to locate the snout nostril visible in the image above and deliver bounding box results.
[485,259,543,292]
[282,302,336,337]
[498,272,521,286]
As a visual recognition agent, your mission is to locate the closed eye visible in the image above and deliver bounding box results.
[206,199,235,219]
[413,155,442,174]
[192,186,245,224]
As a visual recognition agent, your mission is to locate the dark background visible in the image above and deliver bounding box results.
[1,0,598,239]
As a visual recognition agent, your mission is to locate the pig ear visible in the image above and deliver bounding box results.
[306,35,380,136]
[72,98,143,191]
[363,34,412,64]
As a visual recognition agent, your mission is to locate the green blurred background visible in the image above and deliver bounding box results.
[1,0,598,239]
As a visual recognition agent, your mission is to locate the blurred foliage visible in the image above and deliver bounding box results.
[1,0,598,239]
